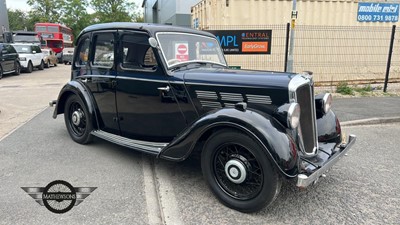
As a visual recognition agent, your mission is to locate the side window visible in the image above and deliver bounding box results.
[8,45,17,54]
[92,33,114,68]
[76,37,90,66]
[121,33,157,71]
[3,44,10,54]
[36,46,42,53]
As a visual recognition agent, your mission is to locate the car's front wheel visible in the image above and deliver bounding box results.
[26,61,33,73]
[0,66,3,79]
[64,95,93,144]
[13,61,21,75]
[201,129,281,213]
[44,60,49,68]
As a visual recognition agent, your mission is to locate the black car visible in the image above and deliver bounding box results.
[0,43,21,79]
[51,23,356,212]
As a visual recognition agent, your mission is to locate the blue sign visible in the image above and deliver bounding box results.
[358,3,399,22]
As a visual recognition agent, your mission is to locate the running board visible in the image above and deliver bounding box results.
[91,130,168,155]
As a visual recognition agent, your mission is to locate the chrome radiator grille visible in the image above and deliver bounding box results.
[296,84,318,155]
[289,75,318,155]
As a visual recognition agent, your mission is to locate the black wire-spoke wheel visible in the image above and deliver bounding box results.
[64,95,93,144]
[202,129,281,213]
[214,143,263,200]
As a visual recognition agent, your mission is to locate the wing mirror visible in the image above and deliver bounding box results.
[32,51,36,54]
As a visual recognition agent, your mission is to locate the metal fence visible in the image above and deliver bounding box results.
[201,24,400,87]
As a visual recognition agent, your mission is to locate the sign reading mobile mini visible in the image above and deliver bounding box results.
[358,3,399,22]
[207,30,272,55]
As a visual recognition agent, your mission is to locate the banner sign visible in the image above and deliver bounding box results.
[207,30,272,54]
[357,3,399,22]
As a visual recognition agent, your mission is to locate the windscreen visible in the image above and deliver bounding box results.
[156,32,227,68]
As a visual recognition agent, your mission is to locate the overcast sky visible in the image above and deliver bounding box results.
[5,0,144,13]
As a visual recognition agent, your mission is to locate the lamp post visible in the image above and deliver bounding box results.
[287,0,298,73]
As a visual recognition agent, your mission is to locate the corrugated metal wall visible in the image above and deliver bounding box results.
[192,0,399,28]
[191,0,400,84]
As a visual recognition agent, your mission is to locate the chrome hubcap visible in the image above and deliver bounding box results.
[71,110,82,126]
[225,159,247,184]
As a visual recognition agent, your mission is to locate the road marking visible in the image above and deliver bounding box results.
[341,117,400,127]
[154,161,184,225]
[142,155,163,225]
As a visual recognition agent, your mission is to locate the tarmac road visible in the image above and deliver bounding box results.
[0,66,399,224]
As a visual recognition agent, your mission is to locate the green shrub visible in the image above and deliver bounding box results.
[336,82,354,95]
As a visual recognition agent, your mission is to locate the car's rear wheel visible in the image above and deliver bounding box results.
[38,60,44,70]
[64,95,93,144]
[26,61,33,73]
[44,60,49,68]
[201,129,281,213]
[13,61,21,75]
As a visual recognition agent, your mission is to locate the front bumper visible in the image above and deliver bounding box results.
[19,60,29,69]
[297,134,356,188]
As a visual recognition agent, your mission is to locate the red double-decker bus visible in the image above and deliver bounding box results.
[34,23,73,61]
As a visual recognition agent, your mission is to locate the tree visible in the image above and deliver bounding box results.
[7,9,32,31]
[27,0,61,23]
[90,0,138,23]
[59,0,93,41]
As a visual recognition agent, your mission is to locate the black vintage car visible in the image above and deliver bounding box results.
[51,23,356,212]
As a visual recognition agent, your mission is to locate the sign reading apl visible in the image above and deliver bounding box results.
[207,30,272,55]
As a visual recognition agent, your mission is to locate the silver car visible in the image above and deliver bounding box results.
[62,47,74,65]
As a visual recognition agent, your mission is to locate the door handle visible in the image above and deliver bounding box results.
[81,78,91,83]
[157,86,170,92]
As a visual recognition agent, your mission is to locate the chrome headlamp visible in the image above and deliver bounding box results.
[322,93,332,113]
[287,103,300,129]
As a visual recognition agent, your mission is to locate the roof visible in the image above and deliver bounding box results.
[78,22,215,40]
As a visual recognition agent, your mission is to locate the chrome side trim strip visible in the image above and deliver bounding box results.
[91,130,168,155]
[220,92,243,102]
[195,90,218,100]
[297,135,356,188]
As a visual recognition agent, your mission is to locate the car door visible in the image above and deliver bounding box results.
[115,31,187,142]
[72,31,119,134]
[3,44,15,72]
[33,45,41,65]
[35,46,43,64]
[0,45,7,71]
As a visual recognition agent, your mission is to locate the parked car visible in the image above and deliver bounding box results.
[62,47,74,65]
[51,23,356,213]
[12,43,45,73]
[42,48,58,68]
[0,43,21,79]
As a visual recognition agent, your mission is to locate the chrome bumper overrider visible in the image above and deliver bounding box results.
[296,134,357,188]
[49,100,57,107]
